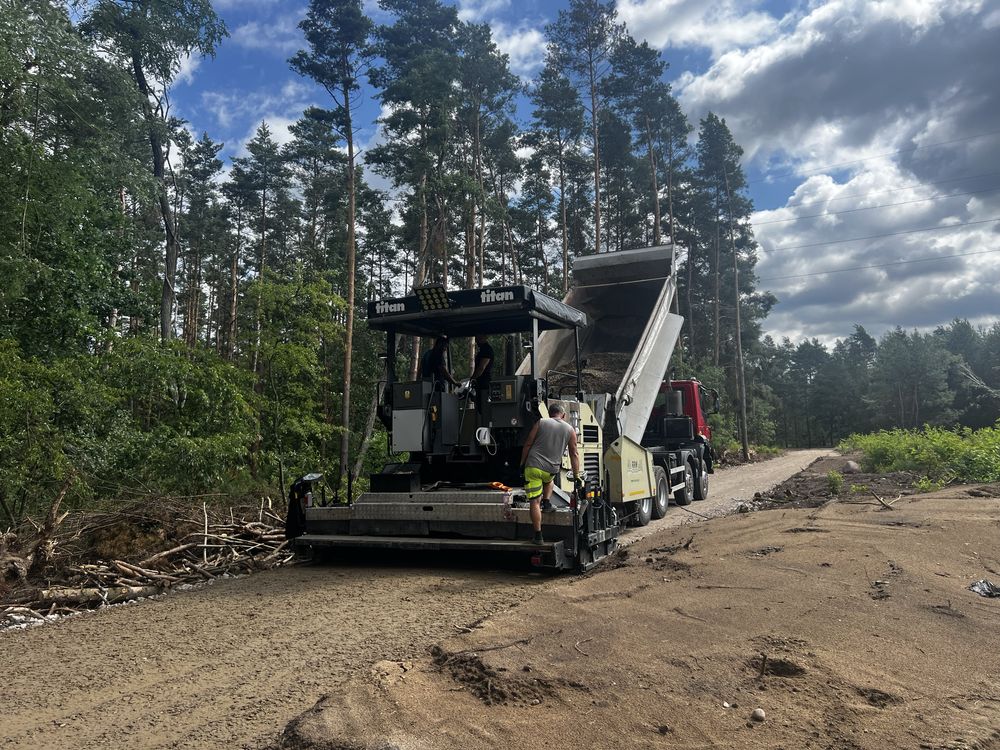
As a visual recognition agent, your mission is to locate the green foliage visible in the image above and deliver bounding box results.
[849,483,869,494]
[754,445,782,459]
[103,339,256,491]
[840,425,1000,483]
[826,470,843,495]
[761,320,997,449]
[254,270,346,481]
[0,1,153,356]
[913,476,945,493]
[0,336,261,524]
[81,0,227,86]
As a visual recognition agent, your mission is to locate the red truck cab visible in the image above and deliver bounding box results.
[667,379,715,442]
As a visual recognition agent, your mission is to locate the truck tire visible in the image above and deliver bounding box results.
[651,466,669,519]
[673,463,694,506]
[693,460,709,501]
[632,495,653,527]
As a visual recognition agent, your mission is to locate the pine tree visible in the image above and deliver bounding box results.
[528,57,585,290]
[233,123,294,375]
[546,0,624,254]
[605,35,670,245]
[456,22,519,289]
[291,0,373,488]
[81,0,226,342]
[179,133,224,347]
[285,108,346,272]
[511,153,557,292]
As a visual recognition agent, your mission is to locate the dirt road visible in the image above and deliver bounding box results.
[281,478,1000,750]
[0,451,827,750]
[624,448,831,545]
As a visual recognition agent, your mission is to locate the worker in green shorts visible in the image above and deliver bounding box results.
[520,403,583,545]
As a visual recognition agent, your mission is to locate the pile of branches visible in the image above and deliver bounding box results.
[1,487,293,628]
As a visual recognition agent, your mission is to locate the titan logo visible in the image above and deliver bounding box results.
[374,300,404,314]
[480,289,514,304]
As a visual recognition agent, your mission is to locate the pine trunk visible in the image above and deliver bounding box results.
[589,59,602,253]
[338,84,358,489]
[644,116,661,246]
[227,204,242,360]
[713,222,721,367]
[559,152,568,293]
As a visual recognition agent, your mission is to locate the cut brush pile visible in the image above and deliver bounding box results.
[1,491,293,628]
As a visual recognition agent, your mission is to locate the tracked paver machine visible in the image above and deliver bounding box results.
[294,244,717,570]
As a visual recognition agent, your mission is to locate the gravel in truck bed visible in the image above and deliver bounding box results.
[548,351,632,396]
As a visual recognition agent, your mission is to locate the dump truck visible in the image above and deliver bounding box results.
[292,244,718,570]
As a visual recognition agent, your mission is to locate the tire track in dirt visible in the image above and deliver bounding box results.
[0,451,828,750]
[0,566,533,750]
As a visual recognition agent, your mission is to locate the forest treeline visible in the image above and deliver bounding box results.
[1,0,997,523]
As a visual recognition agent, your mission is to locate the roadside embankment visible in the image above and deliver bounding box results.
[276,483,1000,750]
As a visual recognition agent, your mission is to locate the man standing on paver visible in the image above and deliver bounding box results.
[520,403,582,544]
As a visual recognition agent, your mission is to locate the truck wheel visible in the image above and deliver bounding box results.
[651,466,669,519]
[632,495,653,527]
[693,462,709,500]
[674,463,693,506]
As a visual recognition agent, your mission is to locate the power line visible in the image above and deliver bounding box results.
[759,248,1000,282]
[763,217,999,253]
[778,170,1000,211]
[746,128,1000,186]
[753,185,1000,226]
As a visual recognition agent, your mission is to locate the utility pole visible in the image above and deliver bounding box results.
[724,169,750,461]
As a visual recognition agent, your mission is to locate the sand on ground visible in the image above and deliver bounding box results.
[0,451,826,750]
[276,479,1000,750]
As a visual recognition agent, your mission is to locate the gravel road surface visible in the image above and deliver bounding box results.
[0,450,829,750]
[623,448,832,546]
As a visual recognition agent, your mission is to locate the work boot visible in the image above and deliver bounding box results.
[540,499,553,512]
[532,531,544,544]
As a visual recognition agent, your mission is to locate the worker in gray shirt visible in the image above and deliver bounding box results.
[520,403,583,544]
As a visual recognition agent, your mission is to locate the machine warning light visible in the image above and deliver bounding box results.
[414,284,451,311]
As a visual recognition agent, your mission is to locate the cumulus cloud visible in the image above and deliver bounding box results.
[230,9,305,56]
[752,160,1000,342]
[458,0,512,23]
[617,0,778,59]
[240,115,301,153]
[214,0,285,9]
[174,52,201,86]
[676,0,997,168]
[664,0,1000,342]
[491,22,547,78]
[200,78,316,155]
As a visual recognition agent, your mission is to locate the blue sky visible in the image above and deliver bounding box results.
[167,0,1000,344]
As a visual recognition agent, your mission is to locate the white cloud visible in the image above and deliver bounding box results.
[230,10,305,56]
[658,0,1000,341]
[491,22,546,78]
[617,0,779,59]
[200,77,317,155]
[752,160,1000,342]
[675,0,994,165]
[458,0,511,23]
[214,0,284,8]
[246,115,300,151]
[174,52,201,86]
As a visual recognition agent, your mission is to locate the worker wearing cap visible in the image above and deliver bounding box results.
[420,337,459,391]
[520,404,582,545]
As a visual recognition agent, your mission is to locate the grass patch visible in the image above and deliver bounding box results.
[826,470,844,495]
[839,425,1000,483]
